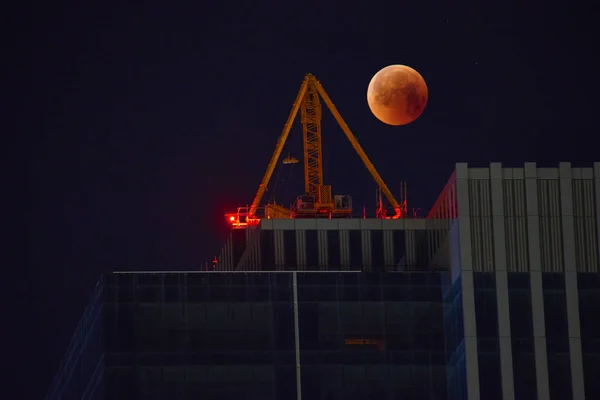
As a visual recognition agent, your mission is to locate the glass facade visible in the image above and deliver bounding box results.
[473,272,502,400]
[44,281,105,400]
[47,271,454,400]
[443,275,467,400]
[541,272,573,399]
[578,272,600,399]
[507,273,537,399]
[104,272,296,399]
[296,272,448,400]
[45,270,600,400]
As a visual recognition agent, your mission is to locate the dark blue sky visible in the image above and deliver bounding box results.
[8,1,597,398]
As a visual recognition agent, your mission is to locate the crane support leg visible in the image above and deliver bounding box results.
[248,77,310,217]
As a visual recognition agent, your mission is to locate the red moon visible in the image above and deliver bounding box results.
[367,65,428,126]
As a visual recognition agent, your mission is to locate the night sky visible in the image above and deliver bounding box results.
[8,1,597,398]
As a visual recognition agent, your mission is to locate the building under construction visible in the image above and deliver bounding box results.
[44,73,600,400]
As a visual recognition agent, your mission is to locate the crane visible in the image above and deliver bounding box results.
[226,73,405,228]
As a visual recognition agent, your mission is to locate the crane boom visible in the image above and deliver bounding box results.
[311,77,403,217]
[248,77,309,217]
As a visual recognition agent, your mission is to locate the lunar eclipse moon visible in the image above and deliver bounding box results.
[367,65,428,126]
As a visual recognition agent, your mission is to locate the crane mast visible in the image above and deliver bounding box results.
[301,81,323,198]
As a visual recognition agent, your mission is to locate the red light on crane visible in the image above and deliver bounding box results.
[229,216,235,222]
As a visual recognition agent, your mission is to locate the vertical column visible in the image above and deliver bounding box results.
[490,163,515,400]
[559,162,586,400]
[361,230,372,271]
[318,230,328,269]
[524,162,551,400]
[292,272,302,400]
[455,162,481,399]
[340,230,350,269]
[274,230,285,271]
[296,230,307,271]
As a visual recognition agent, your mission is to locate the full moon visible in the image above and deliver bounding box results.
[367,65,428,126]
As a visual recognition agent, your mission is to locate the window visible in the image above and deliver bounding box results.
[337,282,360,302]
[305,229,319,268]
[414,229,429,267]
[360,282,381,302]
[392,230,405,265]
[298,301,323,351]
[542,272,565,290]
[271,303,295,351]
[270,276,292,302]
[578,273,600,352]
[137,273,162,285]
[349,230,362,268]
[283,230,297,268]
[507,272,530,289]
[444,291,464,356]
[548,353,573,400]
[478,348,502,400]
[105,366,135,399]
[297,285,338,302]
[136,284,162,303]
[474,273,501,400]
[163,304,185,352]
[371,229,384,269]
[443,273,462,302]
[186,284,211,302]
[106,303,135,353]
[512,353,537,399]
[164,275,182,302]
[577,272,600,290]
[474,274,498,339]
[274,366,297,400]
[447,350,467,400]
[584,354,600,399]
[474,271,495,289]
[208,285,234,302]
[231,229,246,267]
[327,230,341,268]
[260,230,275,270]
[508,288,534,339]
[543,290,569,352]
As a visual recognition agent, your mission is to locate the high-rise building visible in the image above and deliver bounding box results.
[45,162,600,400]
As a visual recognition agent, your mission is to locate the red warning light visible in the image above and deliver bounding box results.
[229,216,235,221]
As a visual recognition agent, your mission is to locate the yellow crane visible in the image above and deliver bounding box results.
[227,73,403,228]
